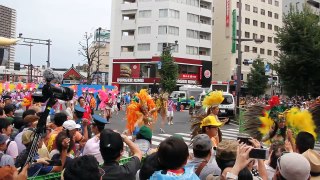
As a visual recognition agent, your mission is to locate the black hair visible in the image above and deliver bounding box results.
[100,129,123,162]
[296,131,315,154]
[22,109,37,120]
[53,112,68,127]
[216,157,236,172]
[63,155,100,180]
[269,143,286,169]
[269,123,287,141]
[193,149,211,159]
[3,104,15,115]
[78,97,85,104]
[0,118,12,133]
[93,123,105,133]
[139,153,164,180]
[157,136,189,170]
[74,111,84,119]
[238,168,253,180]
[56,131,74,153]
[13,116,24,130]
[0,107,3,116]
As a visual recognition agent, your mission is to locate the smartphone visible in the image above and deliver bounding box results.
[237,137,252,146]
[46,159,62,166]
[249,148,269,160]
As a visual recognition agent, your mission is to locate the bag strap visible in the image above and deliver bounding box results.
[195,160,208,176]
[0,152,4,161]
[4,140,11,154]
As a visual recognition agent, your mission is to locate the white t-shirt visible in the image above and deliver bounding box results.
[5,138,18,159]
[83,135,103,164]
[14,128,29,154]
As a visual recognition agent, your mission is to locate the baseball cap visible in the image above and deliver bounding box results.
[100,129,124,161]
[92,114,108,125]
[303,149,320,179]
[200,116,222,128]
[192,134,212,151]
[0,134,8,144]
[63,120,81,130]
[138,125,152,140]
[22,130,35,145]
[216,140,238,161]
[278,152,311,180]
[74,106,85,113]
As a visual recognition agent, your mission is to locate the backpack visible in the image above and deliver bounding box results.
[4,140,11,154]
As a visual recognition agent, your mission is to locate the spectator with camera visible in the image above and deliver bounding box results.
[100,128,142,180]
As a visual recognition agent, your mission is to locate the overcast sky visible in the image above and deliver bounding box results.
[1,0,111,68]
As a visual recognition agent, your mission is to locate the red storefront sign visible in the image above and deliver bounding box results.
[226,0,230,27]
[179,74,199,80]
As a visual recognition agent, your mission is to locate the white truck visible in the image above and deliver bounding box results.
[170,85,209,109]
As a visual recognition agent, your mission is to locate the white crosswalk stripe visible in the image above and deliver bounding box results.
[130,128,320,152]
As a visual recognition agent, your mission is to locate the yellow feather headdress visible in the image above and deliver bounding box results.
[202,90,224,108]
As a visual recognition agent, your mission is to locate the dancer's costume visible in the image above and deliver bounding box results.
[126,89,157,134]
[243,96,319,145]
[191,90,225,147]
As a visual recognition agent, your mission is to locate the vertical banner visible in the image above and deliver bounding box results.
[226,0,231,27]
[232,9,237,53]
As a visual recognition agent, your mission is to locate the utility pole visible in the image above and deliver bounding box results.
[96,27,101,84]
[236,0,243,115]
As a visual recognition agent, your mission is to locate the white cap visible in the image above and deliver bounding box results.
[63,120,81,130]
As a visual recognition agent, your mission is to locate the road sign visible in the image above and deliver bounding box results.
[157,61,162,69]
[265,64,270,72]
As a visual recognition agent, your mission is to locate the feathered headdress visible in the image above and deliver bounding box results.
[202,91,224,108]
[126,89,157,133]
[21,94,32,108]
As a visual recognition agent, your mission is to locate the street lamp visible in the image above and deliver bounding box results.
[18,33,52,68]
[235,0,264,116]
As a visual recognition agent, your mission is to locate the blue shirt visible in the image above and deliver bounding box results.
[150,166,200,180]
[28,153,53,177]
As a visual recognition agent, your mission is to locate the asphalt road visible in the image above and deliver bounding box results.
[100,109,239,135]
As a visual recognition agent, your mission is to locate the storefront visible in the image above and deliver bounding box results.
[111,57,212,92]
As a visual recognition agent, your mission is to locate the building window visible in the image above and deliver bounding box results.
[186,29,199,39]
[186,45,199,55]
[261,22,265,28]
[158,26,179,35]
[139,10,151,18]
[158,43,179,52]
[245,4,250,11]
[275,0,279,7]
[260,48,265,54]
[245,45,250,52]
[159,9,168,18]
[261,9,265,15]
[137,43,150,51]
[274,37,279,43]
[169,9,180,19]
[158,25,167,34]
[253,33,257,39]
[267,49,272,55]
[252,47,257,53]
[253,20,258,26]
[187,13,199,23]
[253,6,258,13]
[274,25,279,31]
[121,46,134,52]
[268,11,272,17]
[268,37,272,43]
[138,26,151,34]
[237,2,240,8]
[268,24,272,30]
[186,0,199,7]
[274,13,279,19]
[260,35,265,41]
[261,0,265,2]
[237,16,240,22]
[268,0,272,4]
[245,31,250,38]
[274,51,279,56]
[245,18,250,24]
[199,47,210,56]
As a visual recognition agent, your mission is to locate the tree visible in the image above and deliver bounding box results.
[275,5,320,97]
[78,32,103,84]
[247,57,268,97]
[159,46,178,93]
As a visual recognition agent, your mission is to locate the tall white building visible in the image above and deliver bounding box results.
[212,0,282,95]
[283,0,320,14]
[0,5,16,69]
[110,0,213,92]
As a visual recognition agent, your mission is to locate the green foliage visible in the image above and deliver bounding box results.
[247,57,268,97]
[275,6,320,97]
[159,50,178,93]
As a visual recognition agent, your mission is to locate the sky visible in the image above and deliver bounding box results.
[1,0,112,68]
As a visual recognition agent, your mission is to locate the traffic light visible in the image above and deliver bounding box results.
[14,62,20,71]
